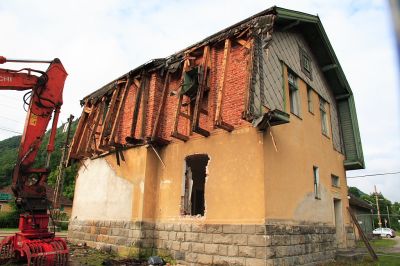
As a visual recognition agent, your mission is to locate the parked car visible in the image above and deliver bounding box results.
[372,227,396,238]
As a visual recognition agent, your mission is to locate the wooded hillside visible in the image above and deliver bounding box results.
[0,120,78,200]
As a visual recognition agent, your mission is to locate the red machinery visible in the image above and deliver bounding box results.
[0,56,69,265]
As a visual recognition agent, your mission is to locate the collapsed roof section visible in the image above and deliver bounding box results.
[69,6,364,170]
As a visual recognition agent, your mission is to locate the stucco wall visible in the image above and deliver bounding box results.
[263,67,350,245]
[71,157,134,221]
[254,29,343,153]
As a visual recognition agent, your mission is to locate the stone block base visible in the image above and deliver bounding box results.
[68,220,349,265]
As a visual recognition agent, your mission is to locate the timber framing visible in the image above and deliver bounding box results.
[69,6,364,170]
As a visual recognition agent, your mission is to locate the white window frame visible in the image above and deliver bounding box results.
[313,166,320,199]
[288,72,301,117]
[320,98,329,136]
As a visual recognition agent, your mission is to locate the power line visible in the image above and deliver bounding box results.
[0,127,22,134]
[347,171,400,178]
[0,115,21,123]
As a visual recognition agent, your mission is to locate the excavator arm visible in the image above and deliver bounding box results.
[0,56,69,265]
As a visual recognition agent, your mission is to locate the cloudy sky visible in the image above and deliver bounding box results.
[1,1,399,201]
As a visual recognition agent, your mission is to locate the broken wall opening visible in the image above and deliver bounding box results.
[182,154,209,216]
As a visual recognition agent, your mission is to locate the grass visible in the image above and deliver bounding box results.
[376,253,400,266]
[356,239,397,249]
[0,228,18,232]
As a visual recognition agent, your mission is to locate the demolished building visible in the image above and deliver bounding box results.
[67,6,364,265]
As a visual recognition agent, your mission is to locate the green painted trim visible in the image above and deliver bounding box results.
[275,7,319,23]
[281,61,286,111]
[348,95,365,168]
[275,7,353,95]
[274,6,364,169]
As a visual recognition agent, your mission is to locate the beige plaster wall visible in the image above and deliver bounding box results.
[71,157,134,221]
[263,66,350,228]
[154,127,266,224]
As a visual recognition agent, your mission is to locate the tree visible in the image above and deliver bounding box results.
[0,120,79,200]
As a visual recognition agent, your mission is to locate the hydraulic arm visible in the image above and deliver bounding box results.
[0,56,69,265]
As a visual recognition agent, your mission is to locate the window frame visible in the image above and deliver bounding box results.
[299,46,312,79]
[319,97,329,137]
[288,71,301,118]
[307,86,314,114]
[331,174,340,187]
[313,166,321,199]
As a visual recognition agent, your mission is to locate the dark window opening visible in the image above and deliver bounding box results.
[288,71,301,117]
[182,154,209,216]
[299,47,312,79]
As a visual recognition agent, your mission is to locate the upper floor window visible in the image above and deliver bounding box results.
[288,71,301,117]
[319,97,329,136]
[300,47,312,79]
[331,174,340,187]
[307,86,314,114]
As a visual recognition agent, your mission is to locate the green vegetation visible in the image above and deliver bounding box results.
[0,201,22,228]
[357,239,397,249]
[349,186,400,231]
[0,119,78,200]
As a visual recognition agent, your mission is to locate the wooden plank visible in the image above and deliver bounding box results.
[236,39,251,49]
[191,45,210,137]
[67,107,89,160]
[98,88,119,147]
[242,39,255,119]
[126,74,146,143]
[109,77,132,145]
[216,120,234,132]
[140,75,150,139]
[171,131,189,142]
[76,104,97,156]
[172,92,184,134]
[215,39,231,125]
[84,101,104,154]
[151,72,170,140]
[347,207,378,261]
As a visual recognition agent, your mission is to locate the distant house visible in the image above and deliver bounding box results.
[0,185,73,217]
[68,6,364,265]
[348,193,374,237]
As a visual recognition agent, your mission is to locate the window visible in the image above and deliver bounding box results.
[307,87,314,114]
[300,47,312,79]
[288,71,301,117]
[181,154,209,216]
[313,166,320,199]
[331,174,340,187]
[319,97,329,136]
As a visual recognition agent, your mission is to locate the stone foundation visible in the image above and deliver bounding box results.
[68,220,346,265]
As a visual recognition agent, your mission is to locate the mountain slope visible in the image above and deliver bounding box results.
[0,120,78,199]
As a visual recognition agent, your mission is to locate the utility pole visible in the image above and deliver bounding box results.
[374,185,382,228]
[53,114,74,215]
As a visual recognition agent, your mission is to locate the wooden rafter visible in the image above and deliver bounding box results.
[67,105,91,160]
[151,71,171,144]
[76,103,97,156]
[98,88,119,149]
[126,74,147,144]
[84,101,105,154]
[108,77,132,145]
[215,39,234,132]
[191,45,211,137]
[243,38,255,120]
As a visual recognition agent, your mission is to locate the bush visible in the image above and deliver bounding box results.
[0,211,19,228]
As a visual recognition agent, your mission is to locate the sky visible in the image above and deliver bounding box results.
[0,1,399,201]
